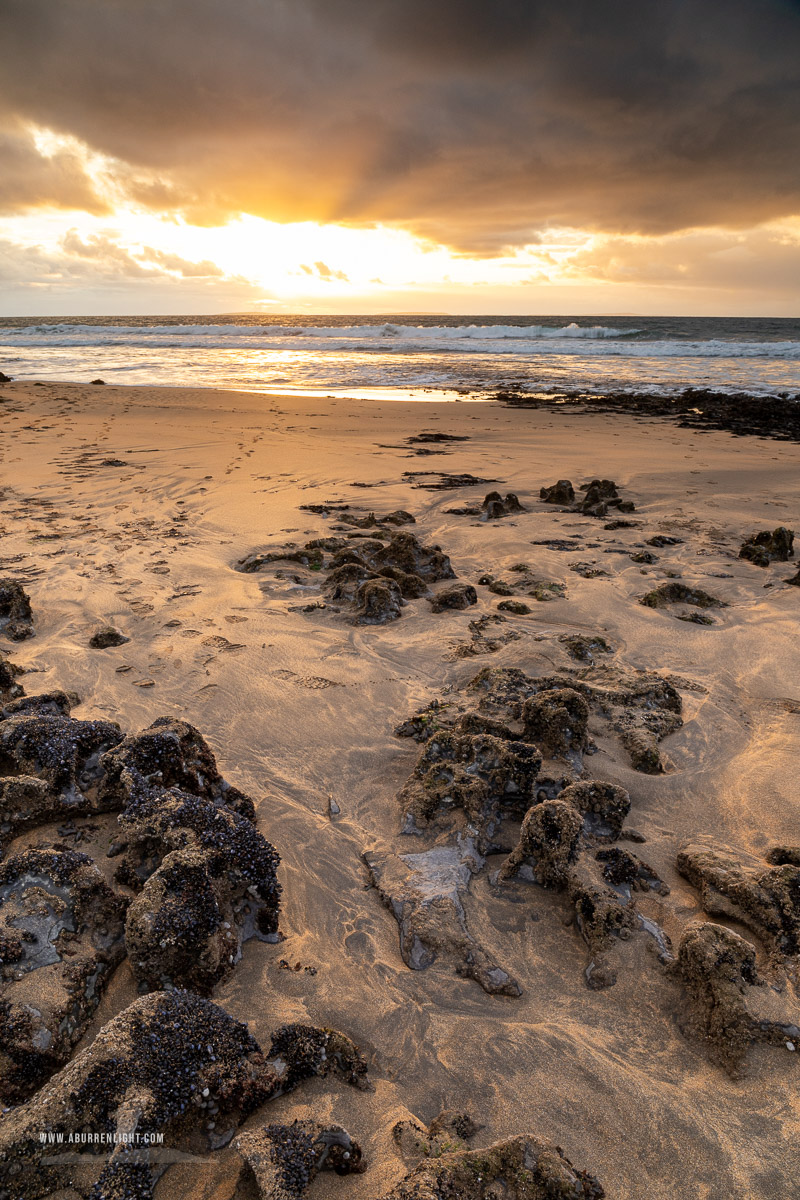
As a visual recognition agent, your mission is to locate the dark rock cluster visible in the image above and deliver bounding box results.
[0,579,35,642]
[0,847,128,1104]
[540,477,636,518]
[0,990,370,1199]
[675,922,799,1073]
[738,526,794,567]
[233,1120,364,1198]
[236,526,481,625]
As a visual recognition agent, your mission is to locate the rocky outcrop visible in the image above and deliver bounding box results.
[398,730,540,841]
[0,579,34,642]
[233,1121,364,1198]
[739,527,794,567]
[429,583,478,612]
[676,922,800,1072]
[677,842,800,962]
[0,848,127,1104]
[382,1132,605,1199]
[88,624,130,648]
[364,841,520,997]
[0,991,369,1199]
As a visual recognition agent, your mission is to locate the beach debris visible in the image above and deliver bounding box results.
[402,471,499,489]
[0,990,369,1199]
[0,578,35,642]
[738,526,794,567]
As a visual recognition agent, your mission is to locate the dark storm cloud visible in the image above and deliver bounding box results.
[1,0,799,248]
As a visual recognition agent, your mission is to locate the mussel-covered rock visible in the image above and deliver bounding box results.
[116,786,281,944]
[233,1121,363,1198]
[0,990,369,1199]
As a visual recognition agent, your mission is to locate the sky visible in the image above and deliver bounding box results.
[1,0,799,316]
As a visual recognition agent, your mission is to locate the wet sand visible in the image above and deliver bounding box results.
[0,379,798,1198]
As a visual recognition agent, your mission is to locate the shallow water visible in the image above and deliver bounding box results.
[2,314,799,398]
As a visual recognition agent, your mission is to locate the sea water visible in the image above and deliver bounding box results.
[1,314,798,400]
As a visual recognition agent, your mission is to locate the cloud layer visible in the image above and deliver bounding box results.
[1,0,799,251]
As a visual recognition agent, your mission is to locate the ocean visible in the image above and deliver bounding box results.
[1,314,798,401]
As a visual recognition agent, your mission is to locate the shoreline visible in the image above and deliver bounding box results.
[1,378,798,1199]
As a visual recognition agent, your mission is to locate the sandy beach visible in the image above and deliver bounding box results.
[1,379,798,1199]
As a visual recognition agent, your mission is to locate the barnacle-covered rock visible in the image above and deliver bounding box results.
[676,922,800,1072]
[0,991,369,1200]
[677,842,800,961]
[497,800,583,887]
[381,1133,604,1199]
[468,664,682,774]
[429,583,478,612]
[364,842,520,996]
[116,786,281,944]
[521,687,589,759]
[233,1121,363,1198]
[558,780,631,838]
[739,526,794,567]
[399,731,540,840]
[0,578,34,642]
[352,578,403,625]
[0,848,127,1104]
